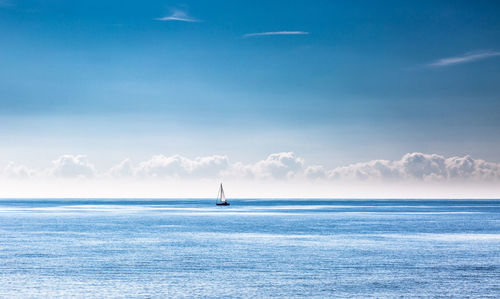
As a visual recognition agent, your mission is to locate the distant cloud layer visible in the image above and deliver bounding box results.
[49,155,96,178]
[155,9,200,22]
[326,153,500,182]
[429,50,500,67]
[243,31,309,38]
[3,152,500,182]
[133,154,229,179]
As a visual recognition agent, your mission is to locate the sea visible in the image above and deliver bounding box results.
[0,199,499,298]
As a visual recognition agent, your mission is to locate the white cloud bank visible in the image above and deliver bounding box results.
[327,153,500,182]
[49,155,96,178]
[1,152,500,198]
[3,152,500,182]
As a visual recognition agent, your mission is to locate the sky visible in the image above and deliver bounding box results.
[1,0,500,197]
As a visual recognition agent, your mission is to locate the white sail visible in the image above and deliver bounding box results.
[217,184,227,202]
[220,185,226,202]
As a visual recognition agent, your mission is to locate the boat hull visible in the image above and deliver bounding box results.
[216,202,230,206]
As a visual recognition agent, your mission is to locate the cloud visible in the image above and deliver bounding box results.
[428,50,500,67]
[445,155,499,180]
[226,152,305,179]
[108,158,135,178]
[154,9,200,22]
[3,162,35,179]
[3,152,500,183]
[249,152,304,179]
[327,153,500,182]
[243,31,309,38]
[304,165,327,179]
[134,154,229,178]
[48,155,96,178]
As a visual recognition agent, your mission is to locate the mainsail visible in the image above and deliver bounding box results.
[218,184,226,203]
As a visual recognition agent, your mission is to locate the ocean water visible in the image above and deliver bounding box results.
[0,199,499,298]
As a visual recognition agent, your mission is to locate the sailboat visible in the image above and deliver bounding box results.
[216,183,230,206]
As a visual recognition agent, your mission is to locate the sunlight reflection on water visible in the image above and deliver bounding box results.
[0,199,499,298]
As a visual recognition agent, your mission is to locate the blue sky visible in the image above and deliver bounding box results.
[1,0,500,171]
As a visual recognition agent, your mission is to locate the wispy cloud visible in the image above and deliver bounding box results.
[243,31,309,38]
[154,9,200,22]
[428,50,500,67]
